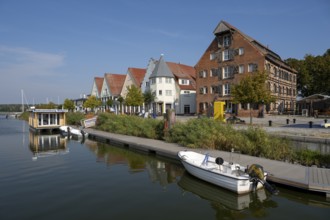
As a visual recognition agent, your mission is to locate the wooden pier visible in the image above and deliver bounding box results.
[85,128,330,197]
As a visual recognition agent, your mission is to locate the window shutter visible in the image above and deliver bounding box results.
[218,68,223,80]
[218,84,223,96]
[233,65,238,74]
[234,49,239,56]
[229,49,235,60]
[217,36,223,48]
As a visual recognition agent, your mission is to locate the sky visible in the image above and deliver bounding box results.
[0,0,329,104]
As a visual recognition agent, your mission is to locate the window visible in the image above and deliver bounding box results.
[223,35,231,47]
[239,65,244,74]
[165,77,172,83]
[223,66,230,79]
[223,50,230,61]
[159,90,162,95]
[224,83,230,95]
[199,87,208,94]
[151,78,156,84]
[165,90,172,96]
[211,68,218,77]
[248,63,258,72]
[183,91,190,94]
[180,79,189,85]
[238,47,244,55]
[210,53,216,60]
[198,70,207,78]
[211,85,219,94]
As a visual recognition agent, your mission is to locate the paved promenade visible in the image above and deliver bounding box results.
[84,117,330,197]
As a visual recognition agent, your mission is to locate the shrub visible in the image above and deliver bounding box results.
[95,113,164,139]
[66,112,85,126]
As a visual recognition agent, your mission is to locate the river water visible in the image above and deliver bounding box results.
[0,119,329,220]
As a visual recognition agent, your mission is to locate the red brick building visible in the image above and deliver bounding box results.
[195,20,297,117]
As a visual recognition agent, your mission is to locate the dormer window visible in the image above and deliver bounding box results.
[223,35,231,47]
[180,79,189,85]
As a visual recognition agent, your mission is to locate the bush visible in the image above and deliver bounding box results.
[96,113,164,139]
[66,112,85,126]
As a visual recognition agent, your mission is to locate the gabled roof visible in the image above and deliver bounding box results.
[167,62,196,79]
[104,73,126,96]
[150,55,174,78]
[128,67,146,87]
[166,62,196,90]
[94,77,104,95]
[214,20,283,62]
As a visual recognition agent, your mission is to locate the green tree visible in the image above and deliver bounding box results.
[36,102,57,109]
[117,96,124,113]
[143,90,156,112]
[231,71,275,124]
[63,99,75,111]
[125,85,144,113]
[286,49,330,97]
[83,96,102,113]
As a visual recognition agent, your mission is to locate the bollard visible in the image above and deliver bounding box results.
[268,120,272,127]
[293,118,296,124]
[67,126,71,139]
[286,119,289,124]
[309,121,313,128]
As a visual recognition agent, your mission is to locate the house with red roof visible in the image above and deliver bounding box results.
[120,67,146,98]
[91,77,104,99]
[100,73,126,111]
[142,55,196,115]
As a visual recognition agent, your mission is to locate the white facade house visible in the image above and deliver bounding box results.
[142,55,196,115]
[149,55,176,115]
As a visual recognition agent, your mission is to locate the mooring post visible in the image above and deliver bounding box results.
[67,126,71,139]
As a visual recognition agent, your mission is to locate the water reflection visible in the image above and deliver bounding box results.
[84,140,184,187]
[178,171,277,218]
[29,130,69,160]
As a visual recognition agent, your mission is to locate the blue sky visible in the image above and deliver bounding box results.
[0,0,329,104]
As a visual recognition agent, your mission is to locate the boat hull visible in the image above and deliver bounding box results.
[178,151,264,194]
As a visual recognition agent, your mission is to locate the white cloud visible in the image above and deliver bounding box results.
[0,45,65,77]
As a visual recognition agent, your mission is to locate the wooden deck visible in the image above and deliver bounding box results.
[85,128,330,197]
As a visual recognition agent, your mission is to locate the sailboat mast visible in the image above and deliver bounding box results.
[21,89,24,113]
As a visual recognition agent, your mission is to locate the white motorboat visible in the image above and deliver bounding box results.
[178,150,277,195]
[59,126,87,139]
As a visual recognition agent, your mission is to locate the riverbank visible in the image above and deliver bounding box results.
[85,127,330,197]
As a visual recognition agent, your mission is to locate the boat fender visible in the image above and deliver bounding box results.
[215,157,224,165]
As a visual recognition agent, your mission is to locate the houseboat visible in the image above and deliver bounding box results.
[29,109,68,133]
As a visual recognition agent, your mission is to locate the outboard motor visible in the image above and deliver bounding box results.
[248,164,279,195]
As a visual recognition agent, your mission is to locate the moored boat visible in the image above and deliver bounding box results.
[59,126,87,139]
[178,150,277,195]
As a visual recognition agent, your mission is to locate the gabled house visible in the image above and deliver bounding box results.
[90,77,104,98]
[101,73,126,111]
[167,62,196,115]
[195,20,297,117]
[120,67,146,98]
[142,55,196,115]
